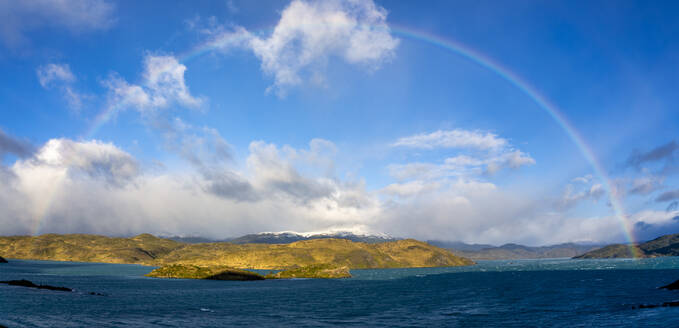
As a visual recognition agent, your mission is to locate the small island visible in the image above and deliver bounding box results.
[266,264,352,279]
[0,256,7,263]
[146,263,352,280]
[146,264,265,281]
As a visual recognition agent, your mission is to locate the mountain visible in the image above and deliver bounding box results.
[164,236,217,244]
[227,231,398,244]
[0,233,473,269]
[163,231,398,244]
[427,240,494,252]
[442,242,601,260]
[574,233,679,259]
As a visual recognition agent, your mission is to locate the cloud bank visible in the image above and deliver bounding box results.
[0,131,676,245]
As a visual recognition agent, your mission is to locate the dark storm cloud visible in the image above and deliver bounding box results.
[656,190,679,203]
[626,141,678,170]
[0,128,34,159]
[667,201,679,213]
[202,169,260,202]
[633,216,679,242]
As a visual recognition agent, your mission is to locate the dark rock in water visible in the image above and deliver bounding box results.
[0,256,7,263]
[660,279,679,290]
[635,301,679,309]
[0,279,72,292]
[89,291,107,296]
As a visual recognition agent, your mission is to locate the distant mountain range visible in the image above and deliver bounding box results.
[165,233,601,260]
[574,233,679,259]
[428,241,602,260]
[165,231,398,245]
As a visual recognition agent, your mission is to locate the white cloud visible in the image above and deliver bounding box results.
[392,129,508,150]
[629,176,664,195]
[555,179,607,210]
[377,176,676,245]
[209,0,399,94]
[0,137,379,238]
[572,174,593,184]
[388,129,535,181]
[0,0,115,47]
[103,55,203,114]
[26,138,139,185]
[36,63,84,111]
[36,64,76,87]
[381,180,442,198]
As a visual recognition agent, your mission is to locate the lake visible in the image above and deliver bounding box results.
[2,258,679,327]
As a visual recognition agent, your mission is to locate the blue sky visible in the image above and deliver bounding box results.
[0,0,678,245]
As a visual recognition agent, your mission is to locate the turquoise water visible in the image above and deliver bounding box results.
[2,258,679,327]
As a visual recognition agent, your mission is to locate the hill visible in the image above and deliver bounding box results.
[0,234,473,269]
[448,243,601,260]
[0,233,182,264]
[574,233,679,259]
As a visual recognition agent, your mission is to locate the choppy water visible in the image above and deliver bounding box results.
[2,258,679,327]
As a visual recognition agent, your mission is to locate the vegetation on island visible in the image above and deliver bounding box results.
[266,264,352,279]
[574,233,679,259]
[0,234,474,270]
[146,264,265,280]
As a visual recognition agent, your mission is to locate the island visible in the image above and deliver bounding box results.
[145,263,352,280]
[146,264,265,280]
[0,256,6,263]
[574,233,679,259]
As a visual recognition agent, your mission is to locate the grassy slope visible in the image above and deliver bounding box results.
[0,233,182,264]
[574,233,679,259]
[0,234,474,269]
[266,264,352,279]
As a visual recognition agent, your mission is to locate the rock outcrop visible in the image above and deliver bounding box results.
[660,279,679,290]
[0,279,71,292]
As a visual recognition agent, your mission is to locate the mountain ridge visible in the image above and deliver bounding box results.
[574,233,679,259]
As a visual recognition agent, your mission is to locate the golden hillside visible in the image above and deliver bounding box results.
[0,234,473,269]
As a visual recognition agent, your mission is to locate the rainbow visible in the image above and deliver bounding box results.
[387,26,639,256]
[77,23,638,255]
